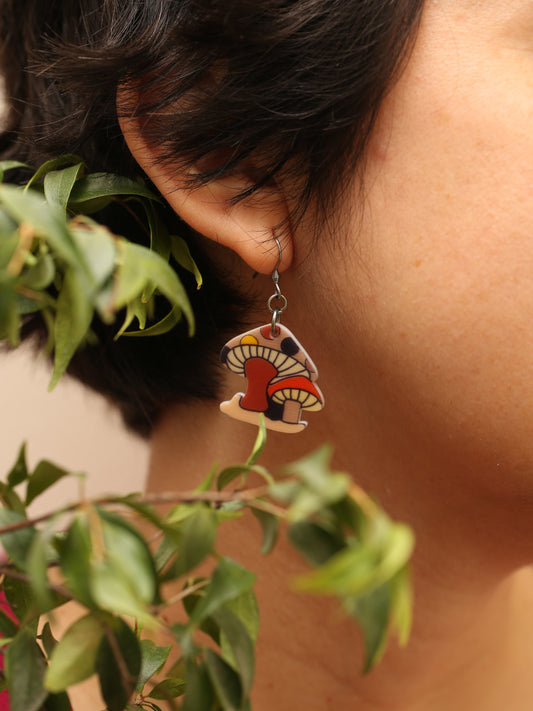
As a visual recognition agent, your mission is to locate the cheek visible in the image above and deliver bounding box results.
[331,27,533,476]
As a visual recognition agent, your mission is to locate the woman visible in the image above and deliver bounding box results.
[2,0,533,709]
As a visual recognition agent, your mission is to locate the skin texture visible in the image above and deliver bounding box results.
[122,0,533,709]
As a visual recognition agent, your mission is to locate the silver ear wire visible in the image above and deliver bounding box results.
[267,235,288,335]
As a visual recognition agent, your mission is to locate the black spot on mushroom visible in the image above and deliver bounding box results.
[281,337,299,356]
[220,345,230,363]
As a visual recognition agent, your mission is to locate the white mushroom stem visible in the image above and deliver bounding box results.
[283,399,302,424]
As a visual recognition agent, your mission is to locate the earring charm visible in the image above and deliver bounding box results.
[219,236,324,433]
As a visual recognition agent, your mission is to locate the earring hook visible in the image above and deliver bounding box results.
[268,234,288,335]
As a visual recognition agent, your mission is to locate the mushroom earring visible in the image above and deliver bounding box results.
[219,237,324,433]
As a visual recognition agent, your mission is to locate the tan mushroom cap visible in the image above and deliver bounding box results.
[268,376,324,411]
[220,323,318,382]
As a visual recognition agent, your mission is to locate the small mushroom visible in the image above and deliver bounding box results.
[268,375,324,426]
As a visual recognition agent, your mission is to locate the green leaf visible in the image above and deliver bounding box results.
[213,607,254,697]
[0,603,18,638]
[251,508,279,555]
[217,465,252,491]
[153,532,180,574]
[283,446,351,521]
[26,460,71,506]
[223,590,259,645]
[26,531,54,612]
[0,227,18,269]
[288,520,346,567]
[89,511,157,625]
[170,235,202,289]
[246,418,266,467]
[25,155,83,190]
[5,628,48,711]
[91,557,155,624]
[293,523,414,597]
[181,586,220,646]
[99,510,156,602]
[205,650,242,711]
[188,558,256,628]
[0,185,82,267]
[194,463,219,493]
[44,163,85,213]
[181,660,214,711]
[0,508,35,569]
[6,444,28,487]
[3,577,36,626]
[388,567,413,647]
[42,691,72,711]
[49,265,94,388]
[141,203,171,303]
[40,622,58,658]
[20,253,55,290]
[121,304,182,338]
[136,640,172,692]
[0,480,26,514]
[113,240,194,336]
[291,542,379,596]
[96,617,141,711]
[146,203,171,261]
[58,514,93,606]
[114,296,147,339]
[164,504,197,527]
[69,219,117,291]
[344,583,392,672]
[0,275,19,345]
[45,614,104,692]
[167,505,217,580]
[68,173,159,205]
[149,677,186,700]
[0,161,32,181]
[108,239,146,307]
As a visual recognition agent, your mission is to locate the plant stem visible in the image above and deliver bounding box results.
[157,579,209,610]
[0,486,280,535]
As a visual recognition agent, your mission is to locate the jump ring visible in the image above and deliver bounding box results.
[271,308,281,336]
[267,293,288,314]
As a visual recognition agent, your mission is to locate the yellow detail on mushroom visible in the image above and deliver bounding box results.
[240,335,259,346]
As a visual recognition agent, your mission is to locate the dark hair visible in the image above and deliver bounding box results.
[0,0,424,436]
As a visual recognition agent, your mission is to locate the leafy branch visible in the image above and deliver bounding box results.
[0,425,414,711]
[0,156,200,388]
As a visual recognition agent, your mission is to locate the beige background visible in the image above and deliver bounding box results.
[0,348,149,514]
[0,91,149,514]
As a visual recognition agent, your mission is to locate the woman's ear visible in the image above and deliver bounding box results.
[119,114,293,274]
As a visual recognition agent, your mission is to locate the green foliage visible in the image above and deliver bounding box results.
[0,158,415,708]
[0,157,198,387]
[0,431,414,709]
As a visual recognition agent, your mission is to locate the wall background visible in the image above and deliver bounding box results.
[0,348,149,514]
[0,88,149,513]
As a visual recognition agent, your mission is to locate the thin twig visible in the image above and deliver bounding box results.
[158,579,209,610]
[0,486,276,535]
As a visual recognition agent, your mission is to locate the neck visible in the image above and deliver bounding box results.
[147,395,533,711]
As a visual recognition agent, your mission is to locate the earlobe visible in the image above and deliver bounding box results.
[119,114,293,274]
